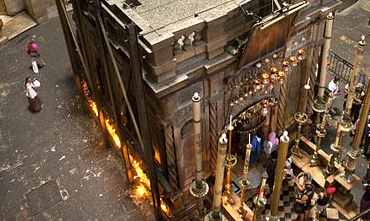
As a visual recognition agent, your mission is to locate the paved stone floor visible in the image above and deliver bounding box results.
[0,2,369,221]
[0,17,145,221]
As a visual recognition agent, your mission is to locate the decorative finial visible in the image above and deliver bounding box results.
[281,131,290,143]
[192,92,201,102]
[359,34,366,46]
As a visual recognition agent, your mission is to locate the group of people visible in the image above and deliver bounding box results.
[25,35,44,113]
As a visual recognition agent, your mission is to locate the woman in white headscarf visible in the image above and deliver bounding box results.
[25,77,42,113]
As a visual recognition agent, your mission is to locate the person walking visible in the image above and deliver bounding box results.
[25,77,42,113]
[26,35,40,57]
[26,36,45,72]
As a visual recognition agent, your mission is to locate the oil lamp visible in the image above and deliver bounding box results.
[264,58,270,64]
[297,49,305,61]
[261,73,270,85]
[256,62,262,68]
[270,73,277,83]
[282,61,289,71]
[255,79,262,90]
[270,67,278,74]
[278,71,285,84]
[289,56,298,66]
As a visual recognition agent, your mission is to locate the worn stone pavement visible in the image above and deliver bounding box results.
[0,1,369,221]
[0,17,145,221]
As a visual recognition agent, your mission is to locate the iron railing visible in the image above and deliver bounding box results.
[349,208,370,221]
[328,50,354,83]
[328,49,367,86]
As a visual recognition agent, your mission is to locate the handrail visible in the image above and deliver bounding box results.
[349,208,370,221]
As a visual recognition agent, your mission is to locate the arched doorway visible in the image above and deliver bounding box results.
[228,96,277,164]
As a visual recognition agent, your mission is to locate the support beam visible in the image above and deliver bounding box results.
[127,23,162,220]
[55,0,95,95]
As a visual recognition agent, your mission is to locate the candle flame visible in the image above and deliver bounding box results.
[160,198,171,216]
[105,119,121,148]
[154,149,161,164]
[88,100,99,117]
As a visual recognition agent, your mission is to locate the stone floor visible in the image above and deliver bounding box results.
[0,17,146,221]
[0,1,369,221]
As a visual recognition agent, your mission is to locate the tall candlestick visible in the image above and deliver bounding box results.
[271,132,290,216]
[207,133,228,220]
[189,92,209,217]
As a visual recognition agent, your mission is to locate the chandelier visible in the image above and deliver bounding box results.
[228,47,306,108]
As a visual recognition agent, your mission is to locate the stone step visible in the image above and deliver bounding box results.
[0,12,36,42]
[359,0,370,12]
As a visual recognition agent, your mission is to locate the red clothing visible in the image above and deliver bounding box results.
[27,41,39,55]
[326,186,336,196]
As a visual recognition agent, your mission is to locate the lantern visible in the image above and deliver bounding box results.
[297,49,305,61]
[289,56,298,66]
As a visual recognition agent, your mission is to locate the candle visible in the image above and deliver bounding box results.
[248,134,251,144]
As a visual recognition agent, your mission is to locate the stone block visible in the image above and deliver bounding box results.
[3,0,24,16]
[150,45,174,66]
[24,0,47,22]
[207,47,225,60]
[144,59,176,81]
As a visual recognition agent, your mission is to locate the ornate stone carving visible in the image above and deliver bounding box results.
[165,125,180,189]
[209,102,218,170]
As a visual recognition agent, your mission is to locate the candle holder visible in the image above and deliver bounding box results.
[224,121,238,203]
[225,153,237,203]
[292,112,308,156]
[342,150,360,183]
[311,126,326,166]
[237,178,250,216]
[252,172,268,221]
[324,153,336,176]
[311,95,333,166]
[238,143,252,216]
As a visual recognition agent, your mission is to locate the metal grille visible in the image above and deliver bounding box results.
[328,50,354,83]
[328,49,367,88]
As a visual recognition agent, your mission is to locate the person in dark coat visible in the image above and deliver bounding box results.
[265,150,278,193]
[363,116,370,159]
[361,165,370,220]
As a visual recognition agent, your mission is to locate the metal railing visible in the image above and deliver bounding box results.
[349,208,370,221]
[328,50,354,83]
[328,50,368,86]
